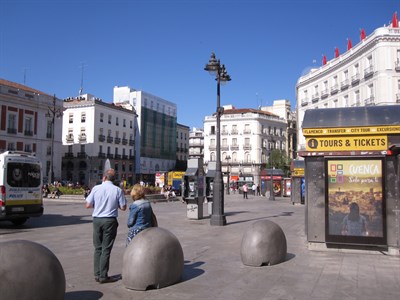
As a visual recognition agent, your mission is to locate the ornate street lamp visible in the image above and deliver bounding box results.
[269,140,275,201]
[204,52,231,226]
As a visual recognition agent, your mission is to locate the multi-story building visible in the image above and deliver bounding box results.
[203,105,287,186]
[188,127,204,159]
[176,123,189,169]
[0,78,63,183]
[296,21,400,151]
[113,86,177,184]
[62,94,137,186]
[260,99,297,159]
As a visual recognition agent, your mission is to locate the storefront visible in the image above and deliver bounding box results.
[299,105,400,254]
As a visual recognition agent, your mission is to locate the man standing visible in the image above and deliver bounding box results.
[86,169,127,284]
[242,184,248,199]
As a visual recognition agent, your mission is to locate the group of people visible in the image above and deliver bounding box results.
[85,169,156,284]
[42,182,62,199]
[160,185,176,199]
[241,183,261,199]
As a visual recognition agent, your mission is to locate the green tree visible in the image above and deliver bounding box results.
[267,149,291,176]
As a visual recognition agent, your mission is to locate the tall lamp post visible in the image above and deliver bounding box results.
[269,141,275,201]
[225,155,231,195]
[46,95,63,184]
[204,52,231,226]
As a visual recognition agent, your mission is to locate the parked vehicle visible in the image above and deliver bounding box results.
[0,151,43,225]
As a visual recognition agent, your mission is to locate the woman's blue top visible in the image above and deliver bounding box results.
[127,199,152,231]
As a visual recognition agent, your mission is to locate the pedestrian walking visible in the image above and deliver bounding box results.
[252,183,256,195]
[85,169,127,284]
[256,184,261,196]
[242,184,248,199]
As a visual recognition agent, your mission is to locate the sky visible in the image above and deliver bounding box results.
[0,0,399,129]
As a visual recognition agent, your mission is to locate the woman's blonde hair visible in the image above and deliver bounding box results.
[131,184,146,201]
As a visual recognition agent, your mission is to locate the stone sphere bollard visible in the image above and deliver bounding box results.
[0,240,65,300]
[241,219,287,266]
[122,227,184,290]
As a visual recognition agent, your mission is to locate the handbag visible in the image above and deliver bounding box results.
[151,209,158,227]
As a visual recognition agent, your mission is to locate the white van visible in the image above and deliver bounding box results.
[0,151,43,225]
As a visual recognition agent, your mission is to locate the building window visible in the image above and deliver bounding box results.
[123,119,126,127]
[8,114,17,133]
[210,126,215,135]
[69,113,73,124]
[8,142,15,151]
[116,117,119,126]
[108,115,112,124]
[81,112,86,123]
[24,117,33,135]
[100,113,104,122]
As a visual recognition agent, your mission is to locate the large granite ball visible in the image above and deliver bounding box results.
[241,219,287,266]
[122,227,184,290]
[0,240,65,300]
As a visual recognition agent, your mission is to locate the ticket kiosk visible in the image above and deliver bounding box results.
[299,105,400,255]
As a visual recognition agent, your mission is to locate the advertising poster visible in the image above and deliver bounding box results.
[325,158,386,245]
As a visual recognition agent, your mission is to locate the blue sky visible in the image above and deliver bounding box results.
[0,0,398,128]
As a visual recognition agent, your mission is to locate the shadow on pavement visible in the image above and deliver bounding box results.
[0,214,92,230]
[181,261,205,281]
[227,211,295,225]
[65,290,103,300]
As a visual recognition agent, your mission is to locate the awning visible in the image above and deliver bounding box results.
[184,168,198,176]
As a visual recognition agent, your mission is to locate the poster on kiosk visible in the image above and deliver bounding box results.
[325,157,386,246]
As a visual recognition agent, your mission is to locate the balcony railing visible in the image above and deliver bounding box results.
[66,135,74,142]
[115,154,121,159]
[98,152,106,158]
[364,96,375,106]
[129,139,134,146]
[364,66,374,78]
[330,84,339,94]
[321,89,329,98]
[24,130,33,136]
[221,130,229,135]
[106,153,114,159]
[311,93,319,103]
[231,130,239,135]
[395,60,400,71]
[78,134,87,142]
[209,145,216,150]
[7,128,17,134]
[243,144,252,150]
[64,152,74,158]
[243,129,251,134]
[122,138,128,145]
[351,73,360,85]
[107,136,114,143]
[340,79,349,90]
[114,137,121,144]
[301,98,309,106]
[98,134,105,142]
[230,145,239,150]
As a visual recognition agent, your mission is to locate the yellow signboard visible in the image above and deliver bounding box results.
[292,168,304,176]
[303,125,400,136]
[306,135,387,151]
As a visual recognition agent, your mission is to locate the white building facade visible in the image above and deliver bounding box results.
[113,86,177,183]
[203,105,287,187]
[188,127,204,159]
[62,94,137,186]
[296,24,400,151]
[0,79,63,183]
